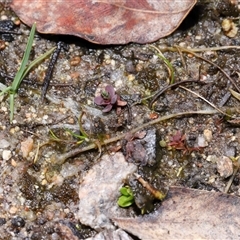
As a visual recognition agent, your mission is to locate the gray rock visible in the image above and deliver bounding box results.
[0,139,10,149]
[78,152,137,230]
[197,135,208,147]
[86,229,134,240]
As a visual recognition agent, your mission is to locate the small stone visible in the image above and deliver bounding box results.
[78,152,137,230]
[41,179,48,185]
[203,129,212,142]
[222,18,238,38]
[86,229,134,240]
[2,150,12,160]
[0,218,6,226]
[11,159,17,167]
[70,56,81,66]
[188,118,194,124]
[21,137,34,158]
[127,74,135,81]
[0,40,6,50]
[0,139,10,149]
[224,146,236,158]
[217,156,233,178]
[9,206,18,214]
[20,209,36,221]
[60,162,79,178]
[11,216,25,228]
[206,155,217,163]
[197,135,208,147]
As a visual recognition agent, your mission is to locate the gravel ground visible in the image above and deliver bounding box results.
[1,0,240,239]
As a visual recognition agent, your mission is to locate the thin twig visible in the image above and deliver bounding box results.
[134,173,166,200]
[175,45,188,75]
[174,46,240,93]
[55,109,219,164]
[158,45,240,53]
[149,79,205,109]
[179,86,232,117]
[41,41,68,102]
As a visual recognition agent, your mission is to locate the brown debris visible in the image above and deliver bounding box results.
[11,0,197,44]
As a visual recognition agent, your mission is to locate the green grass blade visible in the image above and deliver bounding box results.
[11,23,36,91]
[9,93,15,122]
[49,129,61,141]
[155,52,175,84]
[21,46,56,82]
[0,82,7,92]
[0,86,12,96]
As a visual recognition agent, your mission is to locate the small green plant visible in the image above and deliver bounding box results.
[49,112,90,145]
[150,45,175,84]
[117,186,135,208]
[65,128,89,144]
[49,128,89,145]
[0,23,56,122]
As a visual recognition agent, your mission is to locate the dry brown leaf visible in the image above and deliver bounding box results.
[113,186,240,239]
[11,0,197,44]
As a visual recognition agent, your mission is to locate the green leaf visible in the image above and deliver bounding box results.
[12,23,36,92]
[65,128,87,140]
[0,86,12,96]
[0,23,56,122]
[118,186,135,207]
[21,46,56,82]
[117,195,135,208]
[120,186,132,196]
[9,93,15,123]
[120,187,129,196]
[155,52,175,84]
[49,129,61,140]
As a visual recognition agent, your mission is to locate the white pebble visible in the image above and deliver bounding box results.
[2,150,12,160]
[197,135,208,147]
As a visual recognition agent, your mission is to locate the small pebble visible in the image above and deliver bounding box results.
[11,159,17,167]
[11,216,25,228]
[9,206,18,214]
[21,137,34,158]
[0,40,6,50]
[70,56,81,66]
[222,18,238,38]
[0,139,10,149]
[206,155,217,162]
[0,218,6,226]
[203,129,212,142]
[197,135,208,147]
[2,150,12,160]
[217,156,233,178]
[0,15,8,20]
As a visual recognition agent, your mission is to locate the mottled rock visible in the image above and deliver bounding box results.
[86,229,133,240]
[123,129,156,166]
[78,152,137,230]
[216,156,233,178]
